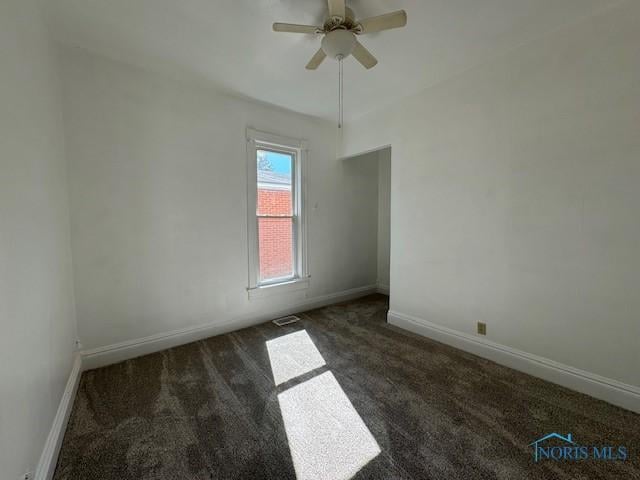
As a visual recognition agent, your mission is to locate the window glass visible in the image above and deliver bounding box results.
[256,149,295,282]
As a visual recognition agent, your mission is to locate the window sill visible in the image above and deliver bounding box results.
[247,277,310,300]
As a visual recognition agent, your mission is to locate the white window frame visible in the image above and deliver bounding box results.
[246,128,309,299]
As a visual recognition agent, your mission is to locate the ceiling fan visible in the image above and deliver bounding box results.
[273,1,407,127]
[273,1,407,71]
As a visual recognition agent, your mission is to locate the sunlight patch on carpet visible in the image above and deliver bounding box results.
[268,329,380,480]
[278,371,381,480]
[266,330,326,385]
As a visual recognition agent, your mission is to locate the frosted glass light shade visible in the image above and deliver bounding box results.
[321,30,356,59]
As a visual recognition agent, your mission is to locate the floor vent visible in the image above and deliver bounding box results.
[272,315,300,327]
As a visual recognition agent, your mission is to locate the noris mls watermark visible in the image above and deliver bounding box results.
[529,433,628,463]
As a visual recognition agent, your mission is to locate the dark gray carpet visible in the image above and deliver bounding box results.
[55,295,639,479]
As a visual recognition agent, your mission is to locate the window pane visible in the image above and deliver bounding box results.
[257,150,293,216]
[258,217,294,281]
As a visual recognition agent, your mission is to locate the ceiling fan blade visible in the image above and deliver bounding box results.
[357,10,407,34]
[352,41,378,69]
[327,0,346,20]
[306,49,327,70]
[273,23,321,34]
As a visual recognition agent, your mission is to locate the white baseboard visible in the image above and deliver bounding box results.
[82,284,378,370]
[387,310,640,414]
[35,353,83,480]
[376,284,389,295]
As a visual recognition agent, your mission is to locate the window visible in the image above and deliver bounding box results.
[247,129,308,297]
[257,148,294,282]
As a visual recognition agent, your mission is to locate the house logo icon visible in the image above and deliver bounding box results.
[529,433,575,462]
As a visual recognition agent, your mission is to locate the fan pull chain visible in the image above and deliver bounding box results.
[338,55,344,128]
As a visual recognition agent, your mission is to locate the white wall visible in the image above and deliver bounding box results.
[377,148,391,291]
[342,1,640,388]
[0,1,77,478]
[60,47,379,350]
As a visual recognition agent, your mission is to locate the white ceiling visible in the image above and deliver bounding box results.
[45,0,616,121]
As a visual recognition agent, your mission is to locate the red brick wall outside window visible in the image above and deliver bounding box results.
[257,187,293,281]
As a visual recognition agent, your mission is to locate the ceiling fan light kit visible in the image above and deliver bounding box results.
[321,30,356,59]
[273,0,407,127]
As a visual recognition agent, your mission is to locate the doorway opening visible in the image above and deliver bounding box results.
[342,146,391,301]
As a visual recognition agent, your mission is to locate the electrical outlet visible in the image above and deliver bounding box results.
[21,472,34,480]
[477,322,487,335]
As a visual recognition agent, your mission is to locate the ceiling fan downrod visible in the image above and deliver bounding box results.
[338,55,344,128]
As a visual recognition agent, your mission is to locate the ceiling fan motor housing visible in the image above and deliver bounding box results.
[321,29,357,59]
